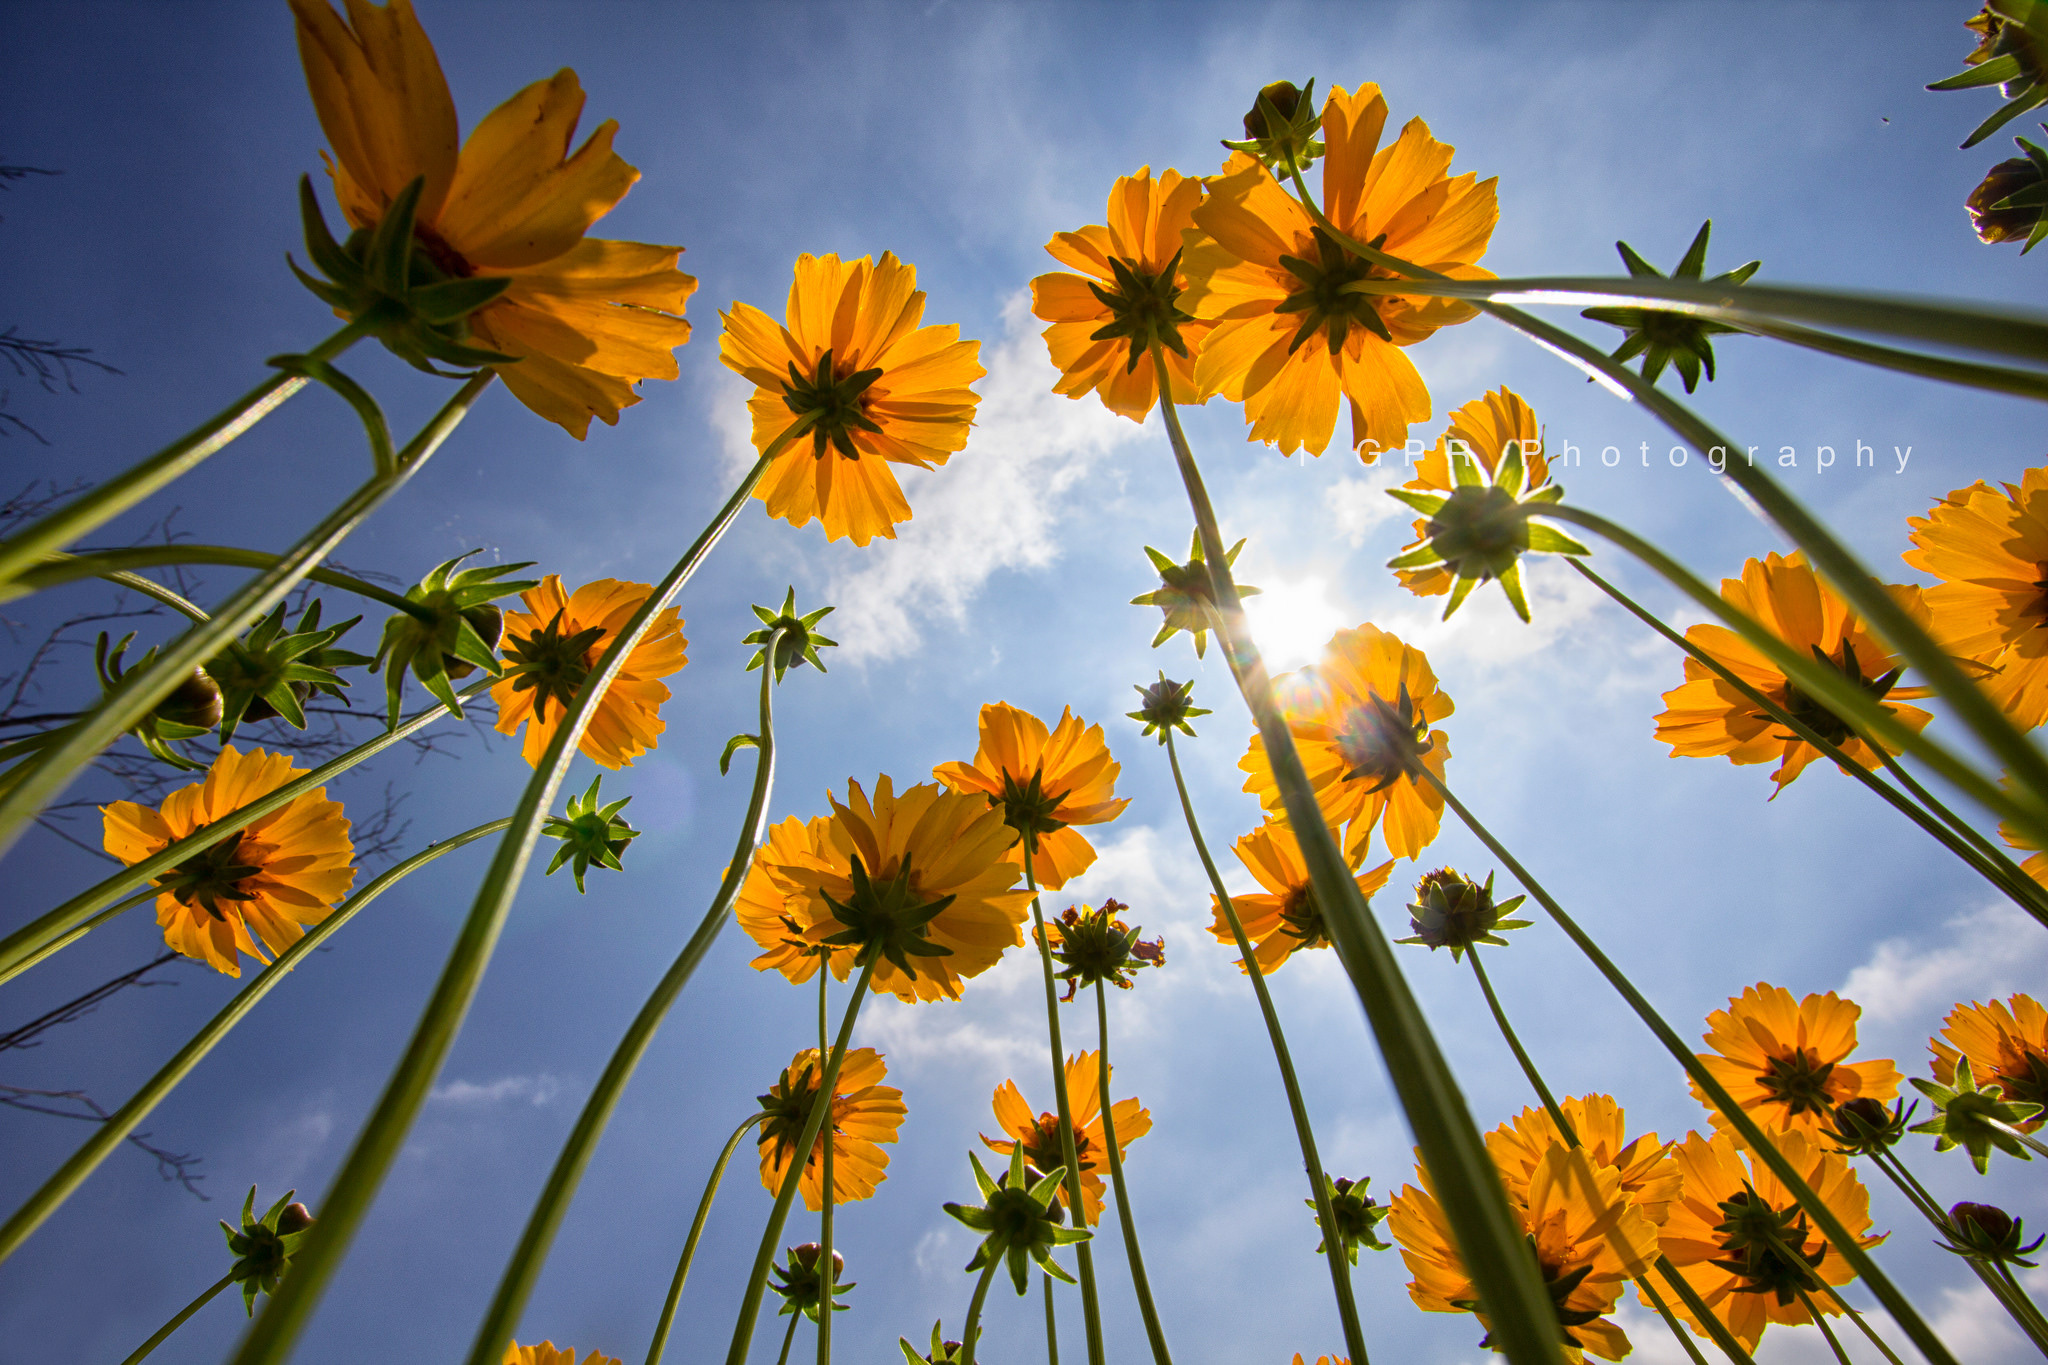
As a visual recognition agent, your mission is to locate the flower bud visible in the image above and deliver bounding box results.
[1242,81,1303,140]
[793,1241,847,1278]
[276,1202,315,1236]
[155,668,225,730]
[1953,1201,2015,1244]
[442,603,504,680]
[1969,156,2045,244]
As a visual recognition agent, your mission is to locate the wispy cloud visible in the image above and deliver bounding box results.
[825,293,1146,664]
[427,1073,563,1107]
[1841,900,2048,1029]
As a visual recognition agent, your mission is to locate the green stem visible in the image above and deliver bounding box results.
[1149,346,1562,1365]
[1721,315,2048,404]
[1160,729,1369,1365]
[645,1113,771,1365]
[1805,1270,1908,1365]
[99,568,210,621]
[233,447,774,1365]
[1283,167,2048,844]
[0,677,491,986]
[1552,503,2043,851]
[1992,1263,2048,1357]
[819,942,836,1365]
[1043,1272,1060,1365]
[1022,841,1107,1365]
[1466,950,1745,1365]
[0,314,378,591]
[0,817,508,1266]
[1868,746,2035,896]
[1569,560,2048,925]
[723,954,878,1365]
[958,1257,1002,1365]
[1986,1115,2048,1158]
[774,1311,801,1365]
[1416,766,1960,1365]
[119,1271,236,1365]
[463,625,789,1365]
[1795,1287,1860,1365]
[1094,979,1172,1365]
[0,372,494,862]
[0,547,436,620]
[1866,1149,2048,1358]
[4,889,158,984]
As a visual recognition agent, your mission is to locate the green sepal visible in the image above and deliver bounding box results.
[721,733,761,776]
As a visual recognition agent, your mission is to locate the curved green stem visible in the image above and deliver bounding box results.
[3,889,158,984]
[0,677,492,985]
[464,626,789,1365]
[1416,765,1959,1365]
[1022,842,1107,1365]
[1149,347,1562,1365]
[0,817,509,1266]
[958,1257,1002,1365]
[723,954,878,1365]
[1161,729,1368,1365]
[233,446,774,1365]
[1467,950,1571,1137]
[1569,560,2048,924]
[1720,315,2048,404]
[120,1270,236,1365]
[0,372,494,863]
[1282,165,2048,842]
[1869,747,2035,895]
[0,314,378,591]
[645,1113,771,1365]
[1,547,435,620]
[1986,1115,2048,1158]
[99,568,210,621]
[1094,979,1172,1365]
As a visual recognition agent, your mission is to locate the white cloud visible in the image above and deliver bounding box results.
[825,292,1147,664]
[1327,459,1413,548]
[428,1073,564,1107]
[1841,900,2048,1028]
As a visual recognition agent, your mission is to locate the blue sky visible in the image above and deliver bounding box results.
[2,2,2047,1363]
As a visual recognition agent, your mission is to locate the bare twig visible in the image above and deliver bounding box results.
[0,1084,206,1197]
[0,953,182,1052]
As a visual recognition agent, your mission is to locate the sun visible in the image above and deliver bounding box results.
[1243,577,1347,672]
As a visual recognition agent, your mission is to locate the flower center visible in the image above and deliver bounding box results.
[156,831,263,921]
[1710,1189,1827,1305]
[1087,250,1196,372]
[817,853,957,981]
[1275,226,1397,356]
[1278,883,1330,946]
[1024,1112,1093,1177]
[781,348,885,461]
[758,1064,846,1169]
[1765,638,1903,750]
[501,610,608,724]
[411,222,474,280]
[1757,1048,1838,1117]
[1333,690,1430,792]
[996,767,1072,853]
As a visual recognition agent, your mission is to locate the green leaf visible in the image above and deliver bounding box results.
[720,733,760,776]
[1929,54,2024,89]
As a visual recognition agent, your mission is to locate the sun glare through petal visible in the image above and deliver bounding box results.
[1243,577,1346,672]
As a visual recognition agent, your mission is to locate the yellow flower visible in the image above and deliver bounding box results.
[1930,994,2048,1130]
[1206,818,1394,973]
[1653,552,1934,795]
[719,252,984,547]
[102,746,355,978]
[1393,386,1549,600]
[1904,466,2048,730]
[736,814,838,982]
[1390,1141,1659,1363]
[1485,1095,1681,1227]
[934,702,1131,890]
[1030,166,1211,421]
[754,776,1033,1003]
[490,575,687,770]
[1690,984,1901,1142]
[1652,1130,1883,1351]
[503,1343,617,1365]
[1183,83,1498,459]
[1239,624,1452,863]
[756,1047,907,1212]
[981,1051,1152,1227]
[290,0,694,438]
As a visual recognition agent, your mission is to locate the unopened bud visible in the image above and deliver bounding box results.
[1953,1201,2016,1244]
[276,1202,315,1235]
[155,668,224,730]
[443,603,505,680]
[1243,81,1303,139]
[1969,156,2045,244]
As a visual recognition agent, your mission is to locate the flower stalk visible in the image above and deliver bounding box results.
[230,447,778,1365]
[118,1270,236,1365]
[1149,344,1565,1365]
[645,1113,771,1365]
[465,625,793,1365]
[1161,727,1370,1365]
[1095,978,1173,1365]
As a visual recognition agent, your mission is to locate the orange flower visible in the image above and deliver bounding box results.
[504,1342,617,1365]
[756,1047,906,1212]
[1240,624,1451,863]
[1183,84,1498,459]
[1653,552,1933,795]
[1030,166,1210,421]
[291,0,694,438]
[934,702,1130,890]
[720,252,984,546]
[490,576,686,770]
[1393,386,1548,600]
[1904,465,2048,729]
[102,747,355,978]
[1691,984,1901,1142]
[1207,819,1394,973]
[982,1051,1150,1227]
[1652,1130,1882,1351]
[1930,994,2048,1129]
[1485,1095,1680,1227]
[754,776,1033,1003]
